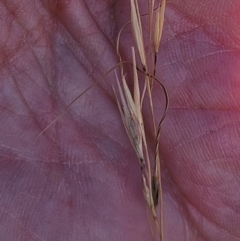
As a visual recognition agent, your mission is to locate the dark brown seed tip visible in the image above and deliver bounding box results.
[151,175,159,207]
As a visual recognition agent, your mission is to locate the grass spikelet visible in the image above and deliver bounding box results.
[114,47,169,241]
[154,0,166,54]
[113,47,144,167]
[130,0,147,70]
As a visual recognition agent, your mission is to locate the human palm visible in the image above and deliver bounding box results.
[1,0,239,241]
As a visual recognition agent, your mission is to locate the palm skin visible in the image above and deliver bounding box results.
[0,0,239,241]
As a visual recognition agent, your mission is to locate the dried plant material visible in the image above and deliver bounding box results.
[113,47,145,168]
[114,2,168,239]
[113,47,168,237]
[151,171,159,207]
[130,0,147,70]
[154,0,166,54]
[114,80,144,167]
[143,174,157,218]
[148,0,155,45]
[40,1,168,240]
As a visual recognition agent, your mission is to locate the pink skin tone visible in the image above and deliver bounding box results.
[0,0,240,240]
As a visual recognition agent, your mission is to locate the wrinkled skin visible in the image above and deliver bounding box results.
[1,0,240,240]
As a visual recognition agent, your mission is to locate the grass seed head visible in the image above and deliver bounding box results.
[113,52,145,166]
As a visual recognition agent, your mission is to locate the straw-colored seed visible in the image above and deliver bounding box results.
[130,0,147,69]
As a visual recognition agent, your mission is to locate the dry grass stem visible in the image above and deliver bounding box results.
[148,0,155,45]
[154,0,166,54]
[115,1,168,240]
